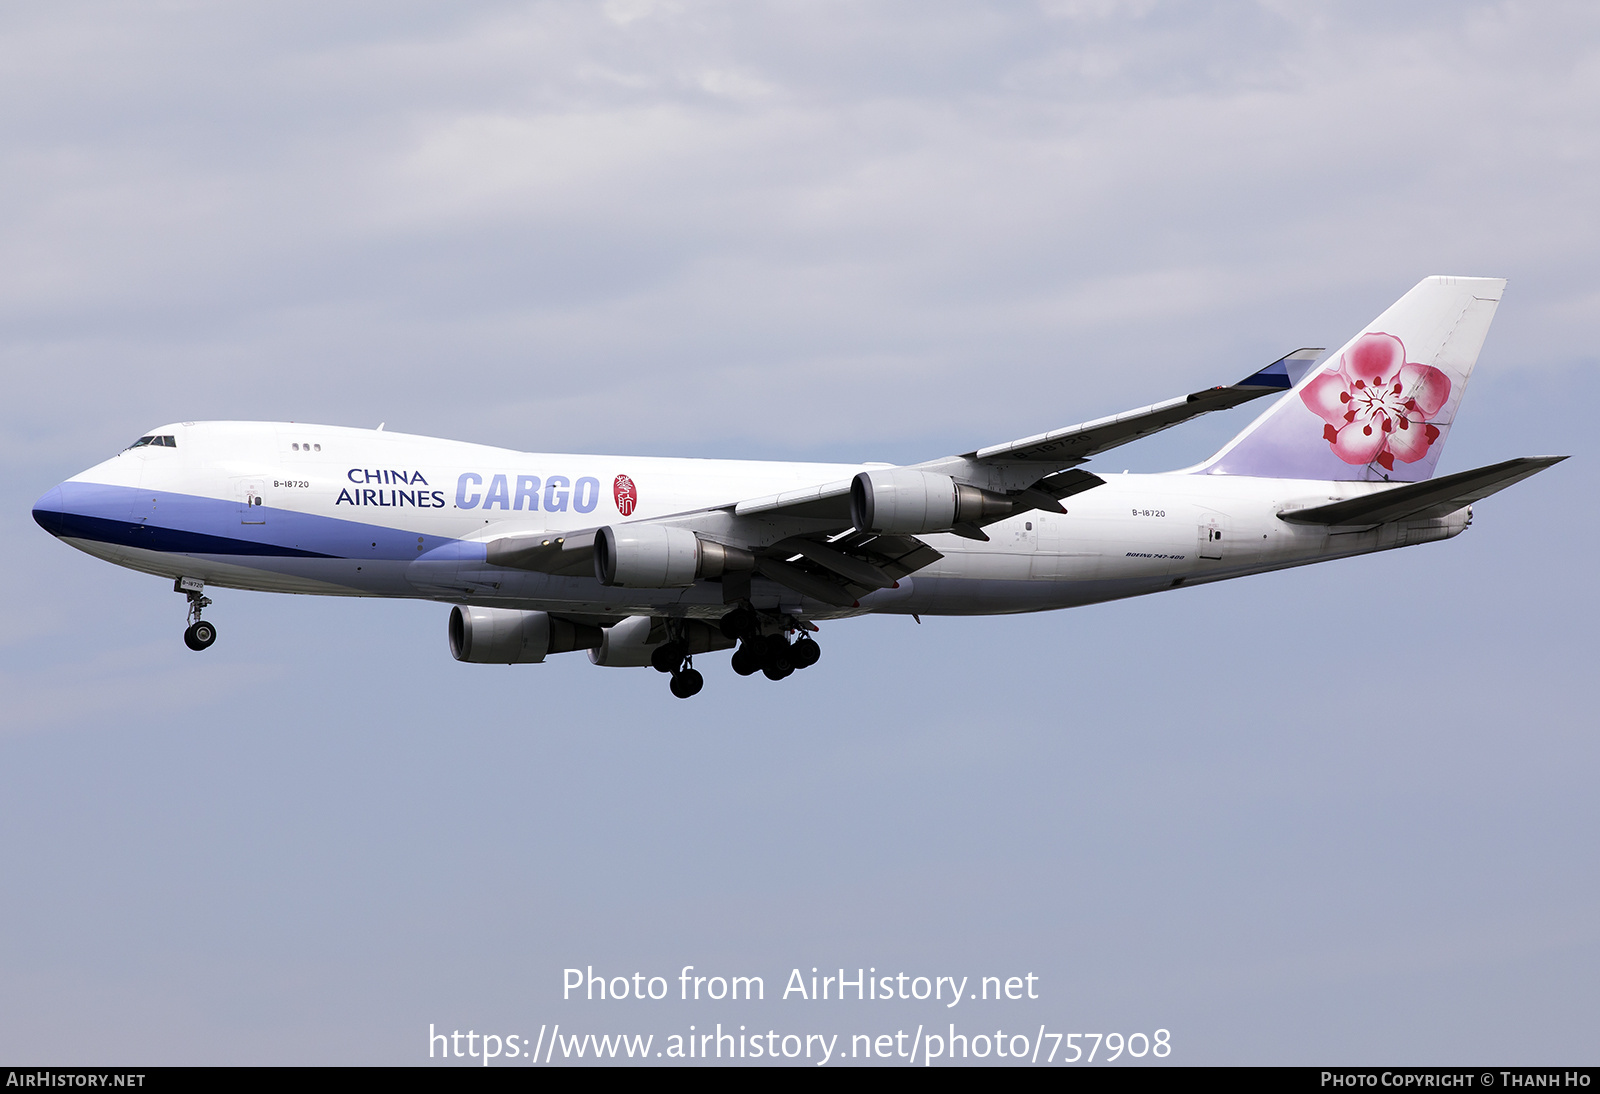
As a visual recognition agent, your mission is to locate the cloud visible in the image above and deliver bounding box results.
[3,5,1597,1063]
[2,1,1596,467]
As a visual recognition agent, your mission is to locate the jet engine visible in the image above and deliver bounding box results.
[594,526,755,588]
[588,615,735,667]
[448,606,602,664]
[849,469,1013,534]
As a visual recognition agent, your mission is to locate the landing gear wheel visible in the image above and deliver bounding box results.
[669,668,704,698]
[178,580,215,651]
[791,634,821,669]
[184,620,217,651]
[731,642,762,676]
[762,634,794,678]
[651,641,686,673]
[719,607,759,641]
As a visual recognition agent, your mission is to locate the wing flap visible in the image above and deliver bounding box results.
[1033,468,1106,502]
[782,539,897,590]
[844,533,943,579]
[754,558,861,607]
[1279,456,1566,526]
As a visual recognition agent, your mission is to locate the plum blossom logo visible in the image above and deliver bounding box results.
[613,474,637,516]
[1300,332,1451,471]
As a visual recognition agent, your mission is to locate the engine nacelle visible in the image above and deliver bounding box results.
[588,615,735,667]
[594,526,755,588]
[448,607,602,664]
[849,469,1013,534]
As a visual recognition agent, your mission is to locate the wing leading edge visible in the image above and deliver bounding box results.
[734,350,1319,521]
[965,348,1322,466]
[482,349,1327,606]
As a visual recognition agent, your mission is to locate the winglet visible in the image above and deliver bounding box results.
[1235,348,1323,390]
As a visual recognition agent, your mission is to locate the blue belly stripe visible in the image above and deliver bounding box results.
[35,509,337,558]
[33,483,452,561]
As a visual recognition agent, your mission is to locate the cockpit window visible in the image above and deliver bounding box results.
[127,436,154,449]
[125,435,177,450]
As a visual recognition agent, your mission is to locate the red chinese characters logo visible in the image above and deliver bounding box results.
[1300,332,1452,470]
[613,474,637,516]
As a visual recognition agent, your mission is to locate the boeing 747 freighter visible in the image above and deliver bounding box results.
[33,277,1563,697]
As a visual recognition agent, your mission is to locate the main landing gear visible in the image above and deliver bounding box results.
[649,609,822,699]
[721,607,820,683]
[175,577,217,651]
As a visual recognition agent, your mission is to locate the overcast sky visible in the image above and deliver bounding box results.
[2,0,1596,1065]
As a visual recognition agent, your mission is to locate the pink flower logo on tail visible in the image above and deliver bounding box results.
[1300,332,1451,470]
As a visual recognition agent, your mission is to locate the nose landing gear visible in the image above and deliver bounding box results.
[176,577,217,651]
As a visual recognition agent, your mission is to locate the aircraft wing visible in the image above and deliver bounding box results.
[733,348,1322,521]
[961,348,1321,465]
[747,532,946,607]
[484,523,941,607]
[1278,456,1567,526]
[484,349,1322,605]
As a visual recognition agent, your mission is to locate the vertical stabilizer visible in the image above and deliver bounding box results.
[1200,276,1506,481]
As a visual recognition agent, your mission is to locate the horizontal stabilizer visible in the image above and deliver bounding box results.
[1279,456,1566,526]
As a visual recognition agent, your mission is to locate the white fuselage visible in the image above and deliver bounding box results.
[38,421,1469,622]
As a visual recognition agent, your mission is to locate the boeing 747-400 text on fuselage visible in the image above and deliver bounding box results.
[33,277,1564,697]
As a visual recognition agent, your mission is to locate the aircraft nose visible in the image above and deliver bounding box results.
[33,485,68,537]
